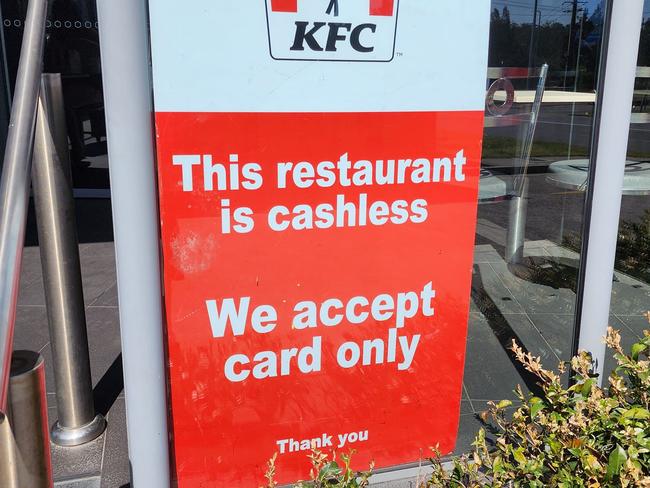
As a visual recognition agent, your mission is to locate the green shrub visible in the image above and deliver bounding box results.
[263,450,373,488]
[265,313,650,487]
[565,210,650,284]
[428,318,650,487]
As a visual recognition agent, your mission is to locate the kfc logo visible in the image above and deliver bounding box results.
[265,0,399,61]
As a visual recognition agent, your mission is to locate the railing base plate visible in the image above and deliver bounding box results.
[51,414,106,447]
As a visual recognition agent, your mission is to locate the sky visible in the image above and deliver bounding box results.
[490,0,648,26]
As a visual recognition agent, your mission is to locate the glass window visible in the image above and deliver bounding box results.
[459,0,606,453]
[1,0,108,195]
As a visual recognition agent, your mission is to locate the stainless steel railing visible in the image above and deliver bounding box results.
[0,0,105,453]
[0,2,53,483]
[33,74,105,446]
[0,0,48,414]
[0,0,106,465]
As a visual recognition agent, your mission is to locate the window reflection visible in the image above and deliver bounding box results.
[2,0,107,194]
[460,0,607,452]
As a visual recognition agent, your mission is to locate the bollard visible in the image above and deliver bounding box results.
[0,351,53,488]
[505,179,529,265]
[0,411,20,488]
[32,74,106,446]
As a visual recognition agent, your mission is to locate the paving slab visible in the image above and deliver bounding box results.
[463,312,539,401]
[100,398,130,488]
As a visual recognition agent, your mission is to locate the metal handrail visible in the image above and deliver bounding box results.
[0,0,48,414]
[513,63,548,197]
[487,66,547,79]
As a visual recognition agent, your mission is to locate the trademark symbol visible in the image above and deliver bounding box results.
[396,52,403,57]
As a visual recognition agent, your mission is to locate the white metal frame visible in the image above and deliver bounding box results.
[96,0,170,486]
[575,0,644,381]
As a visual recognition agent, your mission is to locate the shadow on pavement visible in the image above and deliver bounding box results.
[471,264,545,398]
[93,353,123,417]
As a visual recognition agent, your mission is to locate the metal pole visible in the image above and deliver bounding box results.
[32,74,105,446]
[575,0,643,381]
[0,0,47,413]
[506,179,529,264]
[567,14,585,160]
[40,74,70,169]
[507,65,546,265]
[0,350,53,488]
[96,0,170,486]
[527,0,539,84]
[0,408,20,488]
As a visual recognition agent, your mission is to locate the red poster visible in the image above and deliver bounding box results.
[149,2,489,486]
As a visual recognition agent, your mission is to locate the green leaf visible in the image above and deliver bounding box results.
[512,447,526,465]
[622,407,650,420]
[547,438,562,455]
[631,342,648,361]
[497,399,513,410]
[318,461,341,481]
[529,397,544,418]
[606,444,627,481]
[567,448,582,458]
[584,453,602,471]
[493,455,503,473]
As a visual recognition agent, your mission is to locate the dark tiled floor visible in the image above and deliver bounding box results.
[12,236,650,487]
[15,240,129,488]
[456,241,650,478]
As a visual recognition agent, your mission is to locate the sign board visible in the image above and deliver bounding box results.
[265,0,399,61]
[148,1,490,486]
